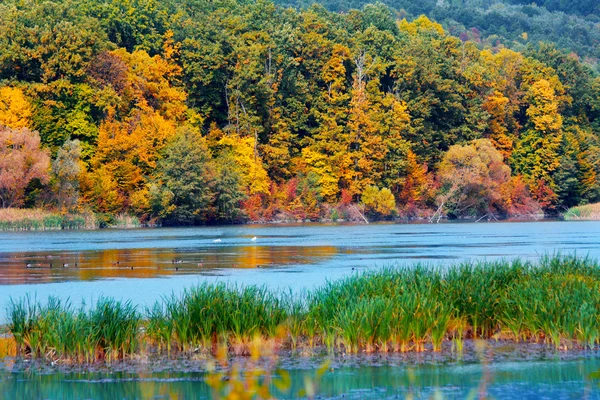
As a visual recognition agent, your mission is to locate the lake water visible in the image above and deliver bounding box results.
[1,354,600,399]
[1,220,600,399]
[0,220,600,322]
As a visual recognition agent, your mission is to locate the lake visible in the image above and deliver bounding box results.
[0,220,599,322]
[2,352,600,399]
[1,220,600,399]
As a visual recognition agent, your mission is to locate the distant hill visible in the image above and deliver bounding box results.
[275,0,600,72]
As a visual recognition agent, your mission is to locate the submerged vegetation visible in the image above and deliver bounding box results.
[6,255,600,363]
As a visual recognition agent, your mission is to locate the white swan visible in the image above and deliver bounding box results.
[213,239,222,243]
[251,237,257,242]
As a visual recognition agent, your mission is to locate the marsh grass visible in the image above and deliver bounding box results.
[7,296,140,363]
[0,208,96,230]
[146,283,287,355]
[7,255,600,362]
[564,202,600,220]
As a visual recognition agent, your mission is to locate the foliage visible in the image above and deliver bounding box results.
[0,126,50,208]
[437,139,511,218]
[0,86,32,129]
[361,186,396,217]
[0,0,599,222]
[151,127,215,225]
[52,139,82,210]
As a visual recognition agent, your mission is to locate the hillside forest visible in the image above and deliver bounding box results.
[0,0,599,225]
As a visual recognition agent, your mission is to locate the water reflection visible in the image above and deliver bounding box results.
[1,358,599,399]
[0,245,338,285]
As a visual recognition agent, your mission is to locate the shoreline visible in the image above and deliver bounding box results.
[2,338,599,373]
[0,212,558,232]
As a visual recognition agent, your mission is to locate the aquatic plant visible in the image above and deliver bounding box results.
[8,255,600,362]
[0,208,96,231]
[7,296,140,363]
[148,283,287,354]
[564,202,600,220]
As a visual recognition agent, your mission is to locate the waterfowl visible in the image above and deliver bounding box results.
[25,263,32,268]
[63,263,69,268]
[213,239,222,243]
[251,237,257,242]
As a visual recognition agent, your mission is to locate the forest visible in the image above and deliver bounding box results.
[0,0,599,225]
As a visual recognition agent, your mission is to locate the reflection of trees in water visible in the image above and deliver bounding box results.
[0,246,338,284]
[1,358,597,399]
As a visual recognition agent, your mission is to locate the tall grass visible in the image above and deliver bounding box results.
[564,202,600,220]
[8,296,140,363]
[146,284,287,354]
[0,208,97,230]
[7,255,600,363]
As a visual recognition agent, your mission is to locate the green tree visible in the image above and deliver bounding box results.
[52,139,82,210]
[213,151,247,222]
[151,127,216,225]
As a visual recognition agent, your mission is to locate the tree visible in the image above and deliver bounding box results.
[213,151,247,222]
[436,139,511,218]
[151,127,215,225]
[52,139,82,210]
[361,185,396,217]
[0,86,32,129]
[0,126,50,208]
[511,79,563,209]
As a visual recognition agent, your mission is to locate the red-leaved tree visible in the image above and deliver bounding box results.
[0,126,50,208]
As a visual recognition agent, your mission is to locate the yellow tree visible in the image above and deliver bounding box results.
[437,139,511,218]
[0,87,32,129]
[302,44,352,201]
[85,48,189,213]
[511,79,562,202]
[218,134,271,196]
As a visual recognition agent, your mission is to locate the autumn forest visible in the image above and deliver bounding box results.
[1,0,599,226]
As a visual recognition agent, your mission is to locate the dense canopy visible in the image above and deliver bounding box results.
[0,0,599,223]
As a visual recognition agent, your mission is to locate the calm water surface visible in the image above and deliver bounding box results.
[0,220,599,321]
[1,356,600,399]
[2,220,600,398]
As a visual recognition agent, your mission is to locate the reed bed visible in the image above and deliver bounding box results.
[8,296,140,363]
[6,255,600,363]
[564,202,600,220]
[147,284,286,354]
[0,208,96,230]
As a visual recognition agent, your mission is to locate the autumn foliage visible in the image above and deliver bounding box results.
[0,0,599,223]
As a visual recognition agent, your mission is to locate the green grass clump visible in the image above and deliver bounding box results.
[146,283,287,353]
[7,296,140,363]
[8,255,600,363]
[0,208,97,230]
[564,202,600,220]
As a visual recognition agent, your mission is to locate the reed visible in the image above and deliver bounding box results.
[564,202,600,220]
[0,208,97,230]
[7,255,600,363]
[7,296,140,363]
[147,283,287,353]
